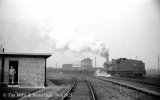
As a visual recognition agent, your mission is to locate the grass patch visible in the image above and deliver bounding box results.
[49,79,72,86]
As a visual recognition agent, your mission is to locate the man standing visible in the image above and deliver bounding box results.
[9,66,16,85]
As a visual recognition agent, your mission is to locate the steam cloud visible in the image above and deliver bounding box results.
[39,19,109,59]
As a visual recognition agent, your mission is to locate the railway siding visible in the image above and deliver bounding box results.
[83,78,96,100]
[61,78,77,100]
[61,77,96,100]
[108,76,160,87]
[93,76,160,98]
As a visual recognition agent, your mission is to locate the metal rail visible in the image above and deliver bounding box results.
[91,76,160,98]
[84,78,96,100]
[62,77,96,100]
[109,76,160,87]
[61,78,77,100]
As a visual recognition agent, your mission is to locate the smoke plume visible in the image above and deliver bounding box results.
[39,19,109,59]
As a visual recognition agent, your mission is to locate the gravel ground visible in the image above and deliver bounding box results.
[100,76,160,92]
[46,72,76,100]
[69,77,91,100]
[0,87,41,100]
[84,75,159,100]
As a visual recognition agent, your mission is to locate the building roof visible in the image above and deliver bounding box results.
[0,52,52,58]
[104,61,112,65]
[81,58,93,62]
[62,64,73,66]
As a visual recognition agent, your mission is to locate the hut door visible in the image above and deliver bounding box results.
[9,61,18,85]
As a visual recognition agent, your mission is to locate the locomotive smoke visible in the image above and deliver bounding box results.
[40,19,109,59]
[53,33,109,58]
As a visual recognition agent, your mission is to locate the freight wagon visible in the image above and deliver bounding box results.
[103,58,146,78]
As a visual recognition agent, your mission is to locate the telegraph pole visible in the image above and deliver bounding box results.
[95,56,97,68]
[0,45,2,52]
[56,62,58,68]
[158,54,159,75]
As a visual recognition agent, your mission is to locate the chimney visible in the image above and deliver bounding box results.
[95,56,97,68]
[106,53,109,62]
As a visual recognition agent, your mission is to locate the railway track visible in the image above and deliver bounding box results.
[61,77,96,100]
[98,76,160,93]
[106,76,160,87]
[90,75,160,99]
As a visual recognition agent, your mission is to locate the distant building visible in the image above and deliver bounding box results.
[81,58,93,69]
[62,64,73,70]
[0,52,51,88]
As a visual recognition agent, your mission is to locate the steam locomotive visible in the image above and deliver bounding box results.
[103,58,146,78]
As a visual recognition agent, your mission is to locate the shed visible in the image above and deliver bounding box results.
[62,64,73,70]
[0,52,51,88]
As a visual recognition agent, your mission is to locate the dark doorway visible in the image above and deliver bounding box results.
[9,61,18,85]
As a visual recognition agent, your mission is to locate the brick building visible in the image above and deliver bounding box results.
[62,64,73,70]
[0,52,51,88]
[81,58,93,69]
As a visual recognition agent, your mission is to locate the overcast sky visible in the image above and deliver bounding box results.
[0,0,160,69]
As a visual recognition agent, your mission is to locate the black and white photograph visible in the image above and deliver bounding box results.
[0,0,160,100]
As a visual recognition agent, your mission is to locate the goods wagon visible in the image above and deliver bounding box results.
[103,58,146,78]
